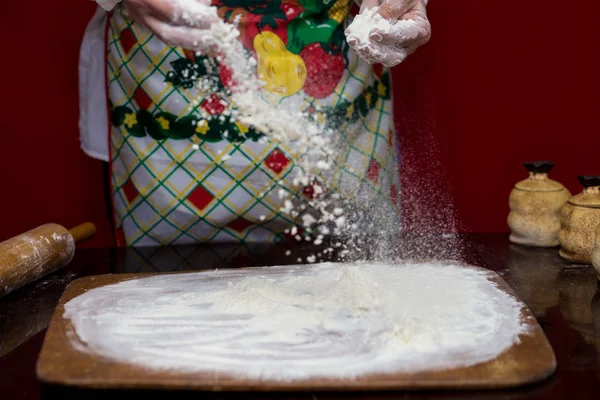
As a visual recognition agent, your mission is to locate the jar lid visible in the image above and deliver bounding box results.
[578,176,600,188]
[568,176,600,208]
[524,161,554,174]
[514,161,566,192]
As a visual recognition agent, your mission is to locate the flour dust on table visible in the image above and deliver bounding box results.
[64,263,528,380]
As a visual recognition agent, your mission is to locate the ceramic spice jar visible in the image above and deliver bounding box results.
[508,161,571,247]
[559,176,600,264]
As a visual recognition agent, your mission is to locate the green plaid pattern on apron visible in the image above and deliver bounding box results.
[106,0,401,246]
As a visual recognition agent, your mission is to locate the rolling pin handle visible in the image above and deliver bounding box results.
[68,223,97,244]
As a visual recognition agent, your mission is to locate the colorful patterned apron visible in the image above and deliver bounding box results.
[107,0,401,246]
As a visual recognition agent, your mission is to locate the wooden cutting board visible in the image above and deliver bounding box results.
[37,271,556,391]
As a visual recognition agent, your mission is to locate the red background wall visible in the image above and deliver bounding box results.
[395,1,600,232]
[0,1,599,246]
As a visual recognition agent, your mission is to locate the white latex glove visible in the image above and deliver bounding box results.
[345,0,431,67]
[124,0,221,51]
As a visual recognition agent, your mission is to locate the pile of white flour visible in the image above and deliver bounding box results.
[64,263,527,380]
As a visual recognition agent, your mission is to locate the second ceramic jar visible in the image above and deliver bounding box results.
[559,176,600,264]
[508,161,571,247]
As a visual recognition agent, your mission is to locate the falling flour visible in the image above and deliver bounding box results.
[169,1,462,262]
[173,1,349,258]
[64,263,527,380]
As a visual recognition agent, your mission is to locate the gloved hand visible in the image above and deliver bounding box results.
[345,0,431,67]
[125,0,221,51]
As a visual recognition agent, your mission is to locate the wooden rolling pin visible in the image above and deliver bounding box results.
[0,223,96,298]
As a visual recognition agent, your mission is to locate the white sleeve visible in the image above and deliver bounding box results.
[79,6,110,162]
[95,0,121,11]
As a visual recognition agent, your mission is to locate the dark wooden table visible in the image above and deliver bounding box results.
[1,233,599,399]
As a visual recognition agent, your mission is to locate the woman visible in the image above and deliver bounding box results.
[80,0,430,246]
